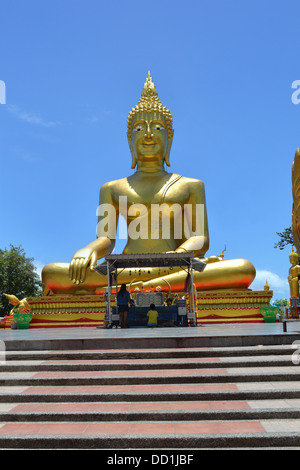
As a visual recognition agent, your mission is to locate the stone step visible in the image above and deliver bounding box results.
[3,345,296,361]
[1,367,300,386]
[0,355,296,372]
[2,407,300,422]
[3,398,300,412]
[1,385,300,403]
[0,427,300,449]
[3,328,300,350]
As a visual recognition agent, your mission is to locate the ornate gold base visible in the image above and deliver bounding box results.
[3,294,108,328]
[2,289,273,328]
[196,289,273,324]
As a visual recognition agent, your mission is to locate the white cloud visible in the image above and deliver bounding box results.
[7,104,59,127]
[251,269,289,295]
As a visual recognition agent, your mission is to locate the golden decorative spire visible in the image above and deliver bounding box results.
[127,71,173,142]
[264,280,270,291]
[141,71,158,98]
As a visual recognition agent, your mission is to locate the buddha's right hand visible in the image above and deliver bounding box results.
[69,247,98,284]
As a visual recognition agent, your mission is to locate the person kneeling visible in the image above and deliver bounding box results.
[147,304,158,327]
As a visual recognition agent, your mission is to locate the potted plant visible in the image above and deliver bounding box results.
[260,306,279,323]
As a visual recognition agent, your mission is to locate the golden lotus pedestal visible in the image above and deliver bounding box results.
[2,289,272,328]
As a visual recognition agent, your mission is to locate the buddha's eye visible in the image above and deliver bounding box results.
[133,125,144,132]
[153,124,164,131]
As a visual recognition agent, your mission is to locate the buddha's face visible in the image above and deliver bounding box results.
[290,254,298,266]
[130,113,168,164]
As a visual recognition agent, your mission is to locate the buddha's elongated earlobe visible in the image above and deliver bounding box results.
[128,137,137,169]
[164,144,171,167]
[130,148,137,169]
[164,131,174,167]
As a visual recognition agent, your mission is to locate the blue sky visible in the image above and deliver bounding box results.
[1,0,299,301]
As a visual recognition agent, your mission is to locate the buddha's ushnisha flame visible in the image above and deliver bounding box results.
[127,71,173,142]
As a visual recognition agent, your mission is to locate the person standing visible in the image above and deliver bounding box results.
[117,284,130,328]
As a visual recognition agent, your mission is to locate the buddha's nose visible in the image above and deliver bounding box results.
[144,123,153,138]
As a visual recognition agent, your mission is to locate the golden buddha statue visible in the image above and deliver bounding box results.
[288,248,300,298]
[42,72,256,295]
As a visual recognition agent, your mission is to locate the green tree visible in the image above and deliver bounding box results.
[0,245,42,317]
[274,227,294,250]
[273,298,288,307]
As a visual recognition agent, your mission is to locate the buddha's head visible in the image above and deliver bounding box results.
[127,72,174,169]
[289,248,299,266]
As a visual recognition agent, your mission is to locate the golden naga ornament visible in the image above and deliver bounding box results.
[3,293,31,313]
[3,294,19,306]
[41,72,256,295]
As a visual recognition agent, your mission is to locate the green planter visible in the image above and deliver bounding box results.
[13,312,33,329]
[260,306,278,323]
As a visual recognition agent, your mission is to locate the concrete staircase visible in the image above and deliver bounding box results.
[1,344,300,449]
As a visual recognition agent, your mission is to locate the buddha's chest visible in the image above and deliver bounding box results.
[113,175,189,210]
[290,265,300,277]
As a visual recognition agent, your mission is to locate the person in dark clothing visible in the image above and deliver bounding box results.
[117,283,130,328]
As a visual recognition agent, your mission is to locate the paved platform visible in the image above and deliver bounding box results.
[0,322,300,350]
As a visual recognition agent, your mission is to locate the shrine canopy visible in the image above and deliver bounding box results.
[101,252,206,272]
[94,253,206,321]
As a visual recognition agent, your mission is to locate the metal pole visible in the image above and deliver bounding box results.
[190,259,196,325]
[283,320,287,333]
[115,268,118,325]
[107,260,112,325]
